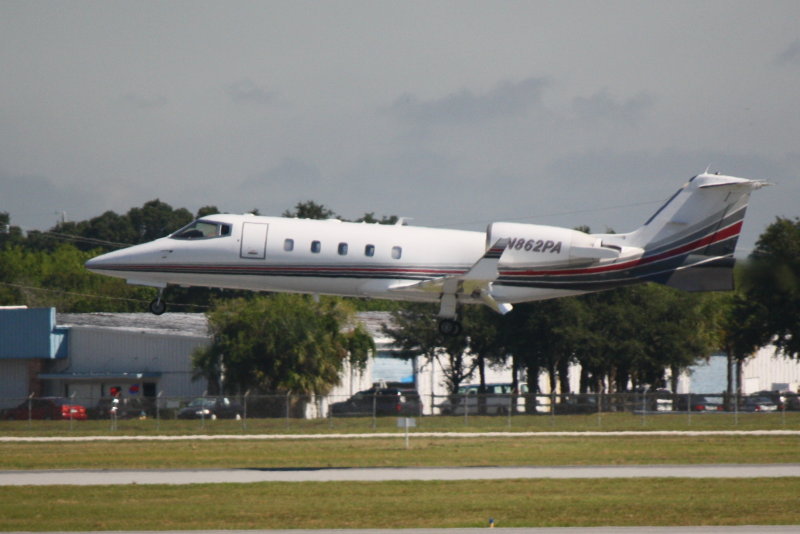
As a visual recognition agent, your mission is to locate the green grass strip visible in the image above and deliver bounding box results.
[0,435,798,470]
[1,478,799,530]
[2,411,799,436]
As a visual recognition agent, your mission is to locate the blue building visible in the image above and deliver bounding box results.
[0,307,68,404]
[0,307,209,409]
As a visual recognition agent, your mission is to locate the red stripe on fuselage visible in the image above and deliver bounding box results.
[502,221,742,278]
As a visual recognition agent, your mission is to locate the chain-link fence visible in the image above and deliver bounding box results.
[2,390,797,432]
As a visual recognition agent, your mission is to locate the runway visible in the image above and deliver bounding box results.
[2,463,799,485]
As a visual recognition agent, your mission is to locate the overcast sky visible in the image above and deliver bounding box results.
[1,1,798,254]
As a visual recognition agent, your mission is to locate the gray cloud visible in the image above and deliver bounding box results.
[389,77,549,124]
[776,40,800,66]
[120,93,169,110]
[572,89,654,124]
[0,172,91,230]
[0,1,795,258]
[226,79,275,105]
[543,149,794,254]
[238,158,325,211]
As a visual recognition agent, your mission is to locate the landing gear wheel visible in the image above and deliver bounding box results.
[438,318,462,336]
[149,298,167,315]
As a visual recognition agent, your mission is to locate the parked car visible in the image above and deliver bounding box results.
[749,390,800,411]
[741,395,779,412]
[782,392,800,411]
[3,397,87,420]
[438,383,529,415]
[177,397,243,420]
[648,389,674,412]
[329,387,422,417]
[551,393,609,414]
[675,394,724,412]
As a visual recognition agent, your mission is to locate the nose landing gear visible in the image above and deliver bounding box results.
[149,288,167,315]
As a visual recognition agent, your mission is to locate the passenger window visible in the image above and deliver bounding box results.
[311,240,321,253]
[284,239,294,252]
[391,246,402,259]
[338,242,348,255]
[365,244,375,257]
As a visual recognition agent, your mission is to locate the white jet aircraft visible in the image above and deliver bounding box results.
[85,172,766,335]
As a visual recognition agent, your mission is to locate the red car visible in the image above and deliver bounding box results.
[3,397,88,420]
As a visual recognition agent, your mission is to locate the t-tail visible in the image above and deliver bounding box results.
[605,172,768,291]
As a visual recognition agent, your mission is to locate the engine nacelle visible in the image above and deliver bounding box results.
[486,222,624,267]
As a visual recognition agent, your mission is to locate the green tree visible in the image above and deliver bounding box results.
[509,298,586,398]
[282,201,337,220]
[740,217,800,357]
[128,199,193,242]
[570,285,715,394]
[462,306,512,413]
[192,295,374,396]
[716,291,767,406]
[0,243,155,311]
[356,213,400,225]
[384,303,476,394]
[196,206,221,218]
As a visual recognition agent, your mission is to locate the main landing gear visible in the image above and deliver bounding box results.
[437,291,462,336]
[438,318,462,336]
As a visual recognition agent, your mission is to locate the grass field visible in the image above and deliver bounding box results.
[2,410,799,436]
[1,414,798,530]
[1,435,799,470]
[2,479,799,530]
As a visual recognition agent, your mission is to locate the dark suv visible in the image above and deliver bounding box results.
[329,387,422,417]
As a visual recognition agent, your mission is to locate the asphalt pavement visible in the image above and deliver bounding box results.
[2,463,800,485]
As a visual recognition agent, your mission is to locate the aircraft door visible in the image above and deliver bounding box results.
[240,222,268,259]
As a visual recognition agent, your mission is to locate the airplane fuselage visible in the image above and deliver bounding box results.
[85,173,765,332]
[86,214,590,306]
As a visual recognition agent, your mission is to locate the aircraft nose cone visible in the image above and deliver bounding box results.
[85,247,129,272]
[84,252,110,272]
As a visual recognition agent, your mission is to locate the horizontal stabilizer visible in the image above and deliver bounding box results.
[654,256,736,292]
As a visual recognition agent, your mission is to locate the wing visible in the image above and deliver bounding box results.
[390,238,513,315]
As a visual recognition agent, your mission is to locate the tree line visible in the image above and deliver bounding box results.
[1,203,798,401]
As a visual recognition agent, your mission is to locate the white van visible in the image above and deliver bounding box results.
[438,383,529,415]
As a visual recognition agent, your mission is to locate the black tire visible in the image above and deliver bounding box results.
[438,319,462,336]
[149,299,167,315]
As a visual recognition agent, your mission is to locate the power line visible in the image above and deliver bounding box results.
[32,231,133,249]
[0,281,210,311]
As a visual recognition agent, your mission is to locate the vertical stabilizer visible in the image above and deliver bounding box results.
[620,172,766,290]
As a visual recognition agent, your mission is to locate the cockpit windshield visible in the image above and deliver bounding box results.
[171,220,232,240]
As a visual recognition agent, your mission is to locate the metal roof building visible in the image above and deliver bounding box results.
[0,308,210,410]
[0,307,69,406]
